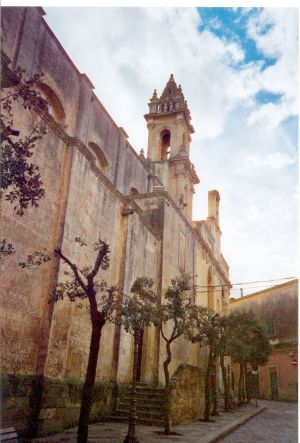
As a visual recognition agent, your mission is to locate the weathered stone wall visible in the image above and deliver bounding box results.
[1,6,231,434]
[0,104,71,376]
[228,280,298,343]
[169,364,206,424]
[1,374,114,436]
[116,210,161,384]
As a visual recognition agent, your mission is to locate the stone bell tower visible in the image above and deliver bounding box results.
[144,74,199,222]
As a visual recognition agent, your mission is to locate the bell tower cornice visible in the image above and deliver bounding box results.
[144,74,195,134]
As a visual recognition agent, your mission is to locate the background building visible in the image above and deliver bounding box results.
[228,279,298,401]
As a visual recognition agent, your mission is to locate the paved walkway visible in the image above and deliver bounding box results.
[29,401,266,443]
[219,400,298,443]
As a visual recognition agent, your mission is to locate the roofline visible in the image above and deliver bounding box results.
[230,278,298,303]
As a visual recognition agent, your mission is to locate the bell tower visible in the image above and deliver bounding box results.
[144,74,199,222]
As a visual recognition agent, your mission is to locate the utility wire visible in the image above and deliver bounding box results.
[195,282,297,295]
[197,276,297,289]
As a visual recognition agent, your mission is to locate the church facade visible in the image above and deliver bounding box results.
[1,7,231,435]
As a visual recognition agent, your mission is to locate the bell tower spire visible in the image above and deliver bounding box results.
[144,74,199,222]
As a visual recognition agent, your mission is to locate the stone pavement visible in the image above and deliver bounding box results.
[219,400,298,443]
[29,401,266,443]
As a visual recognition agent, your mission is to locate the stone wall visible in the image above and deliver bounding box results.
[169,364,206,424]
[1,374,114,437]
[1,5,231,434]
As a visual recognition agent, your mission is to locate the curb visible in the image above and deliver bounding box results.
[200,406,266,443]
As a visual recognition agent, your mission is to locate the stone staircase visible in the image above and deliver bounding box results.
[109,384,165,426]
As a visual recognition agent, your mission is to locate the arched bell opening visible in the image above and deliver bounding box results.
[160,129,171,160]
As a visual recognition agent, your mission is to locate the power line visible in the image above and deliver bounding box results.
[195,281,298,295]
[197,276,297,289]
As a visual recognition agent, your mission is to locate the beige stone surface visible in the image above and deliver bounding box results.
[1,6,232,434]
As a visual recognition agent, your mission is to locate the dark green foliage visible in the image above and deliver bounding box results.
[119,276,158,334]
[1,67,48,216]
[227,311,271,367]
[0,238,15,257]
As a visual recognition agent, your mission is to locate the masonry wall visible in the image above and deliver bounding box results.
[1,6,232,435]
[169,365,206,424]
[259,349,298,401]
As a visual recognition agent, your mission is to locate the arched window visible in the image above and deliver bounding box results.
[37,82,66,124]
[130,187,139,195]
[88,142,108,175]
[160,129,171,160]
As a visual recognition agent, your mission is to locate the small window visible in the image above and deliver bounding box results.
[266,316,276,336]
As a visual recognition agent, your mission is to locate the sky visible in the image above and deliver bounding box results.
[40,7,298,296]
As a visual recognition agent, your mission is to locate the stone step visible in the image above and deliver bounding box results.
[112,384,166,427]
[125,391,165,399]
[122,395,165,403]
[118,401,164,412]
[115,408,164,419]
[108,415,164,426]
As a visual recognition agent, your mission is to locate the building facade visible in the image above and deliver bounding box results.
[1,7,231,435]
[228,279,298,401]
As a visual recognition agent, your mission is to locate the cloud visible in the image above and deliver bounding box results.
[239,151,297,171]
[43,7,298,287]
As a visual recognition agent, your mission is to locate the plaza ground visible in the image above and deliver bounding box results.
[219,400,297,443]
[25,400,297,443]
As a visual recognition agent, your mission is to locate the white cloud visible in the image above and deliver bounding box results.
[246,8,298,127]
[43,7,298,286]
[239,151,296,171]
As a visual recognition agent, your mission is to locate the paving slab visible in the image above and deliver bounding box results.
[28,402,266,443]
[219,400,297,443]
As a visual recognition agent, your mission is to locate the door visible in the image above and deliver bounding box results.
[269,368,279,400]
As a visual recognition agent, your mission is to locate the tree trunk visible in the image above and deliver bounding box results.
[242,362,247,404]
[204,346,213,421]
[163,341,172,435]
[211,355,218,416]
[220,353,229,411]
[238,362,243,405]
[211,376,218,416]
[77,318,103,443]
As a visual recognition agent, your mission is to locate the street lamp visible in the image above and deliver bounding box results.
[124,311,143,443]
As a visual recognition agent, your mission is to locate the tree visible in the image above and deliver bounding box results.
[187,306,220,421]
[158,273,193,434]
[227,311,271,405]
[20,237,119,443]
[1,67,48,217]
[1,67,48,259]
[216,315,231,412]
[129,272,193,435]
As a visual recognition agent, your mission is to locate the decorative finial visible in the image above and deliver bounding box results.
[139,148,144,156]
[170,73,174,81]
[152,89,157,99]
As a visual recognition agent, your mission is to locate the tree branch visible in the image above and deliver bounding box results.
[88,242,109,281]
[160,324,168,343]
[55,248,87,294]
